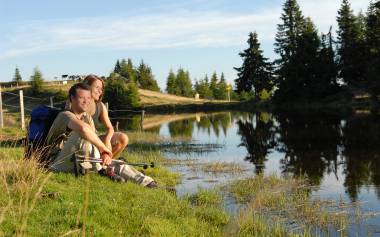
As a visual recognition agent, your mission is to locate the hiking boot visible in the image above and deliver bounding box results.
[98,169,125,183]
[146,181,158,189]
[107,170,125,182]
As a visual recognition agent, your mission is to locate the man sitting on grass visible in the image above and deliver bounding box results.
[45,82,157,188]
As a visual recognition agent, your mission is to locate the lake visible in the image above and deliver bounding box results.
[113,110,380,236]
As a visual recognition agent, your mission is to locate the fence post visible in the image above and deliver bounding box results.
[116,121,119,132]
[50,96,54,107]
[19,90,25,130]
[140,109,145,131]
[0,86,4,128]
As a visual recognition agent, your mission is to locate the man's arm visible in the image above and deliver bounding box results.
[67,117,112,164]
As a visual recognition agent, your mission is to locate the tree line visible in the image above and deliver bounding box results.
[166,69,230,100]
[235,0,380,103]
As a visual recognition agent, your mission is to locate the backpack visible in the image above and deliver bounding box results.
[25,105,63,162]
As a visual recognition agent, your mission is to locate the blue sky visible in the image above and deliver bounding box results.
[0,0,369,89]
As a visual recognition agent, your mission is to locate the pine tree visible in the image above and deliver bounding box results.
[274,0,306,101]
[210,72,218,98]
[136,61,160,91]
[195,75,212,99]
[119,58,137,83]
[317,28,339,95]
[175,68,193,97]
[13,67,22,84]
[235,32,274,98]
[166,69,177,94]
[366,1,380,94]
[30,67,44,94]
[214,73,228,100]
[337,0,366,88]
[114,60,121,74]
[294,18,321,99]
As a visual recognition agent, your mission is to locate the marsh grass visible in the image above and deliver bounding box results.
[197,162,248,174]
[226,174,351,236]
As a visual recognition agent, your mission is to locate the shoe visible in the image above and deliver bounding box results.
[107,170,125,182]
[98,169,125,182]
[146,181,158,189]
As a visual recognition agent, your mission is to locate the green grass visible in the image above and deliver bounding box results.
[0,140,228,236]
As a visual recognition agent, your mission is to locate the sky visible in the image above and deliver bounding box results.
[0,0,370,90]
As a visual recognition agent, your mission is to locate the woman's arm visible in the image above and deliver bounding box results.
[99,102,114,149]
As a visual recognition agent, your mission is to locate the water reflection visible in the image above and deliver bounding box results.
[275,111,341,186]
[114,110,380,203]
[341,114,380,201]
[236,112,276,174]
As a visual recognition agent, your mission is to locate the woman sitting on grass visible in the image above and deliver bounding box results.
[66,74,129,158]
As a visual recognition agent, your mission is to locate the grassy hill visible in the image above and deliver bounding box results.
[1,82,230,108]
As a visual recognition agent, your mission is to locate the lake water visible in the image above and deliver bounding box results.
[114,110,380,236]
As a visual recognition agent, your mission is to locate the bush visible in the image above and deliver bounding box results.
[54,89,67,102]
[103,78,140,109]
[239,91,254,101]
[259,89,271,101]
[30,67,44,94]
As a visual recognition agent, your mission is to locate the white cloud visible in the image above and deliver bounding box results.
[0,0,369,60]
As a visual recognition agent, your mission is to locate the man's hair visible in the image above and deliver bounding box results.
[68,83,91,102]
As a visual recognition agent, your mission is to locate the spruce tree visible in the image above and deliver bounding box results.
[215,73,228,100]
[166,69,177,94]
[366,1,380,94]
[274,0,306,101]
[114,60,121,74]
[175,68,193,97]
[119,58,137,83]
[210,72,218,98]
[13,67,22,84]
[235,32,274,98]
[195,75,212,99]
[136,61,160,91]
[337,0,366,88]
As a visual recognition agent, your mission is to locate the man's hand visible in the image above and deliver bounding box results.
[100,148,113,166]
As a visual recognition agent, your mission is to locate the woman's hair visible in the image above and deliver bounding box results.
[82,74,105,101]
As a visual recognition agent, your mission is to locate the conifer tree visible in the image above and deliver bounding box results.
[114,60,121,74]
[195,75,212,99]
[210,72,218,98]
[215,73,228,100]
[366,1,380,93]
[119,58,137,83]
[166,69,177,94]
[274,0,306,101]
[337,0,366,87]
[136,61,160,91]
[175,68,193,97]
[235,32,274,98]
[13,67,22,84]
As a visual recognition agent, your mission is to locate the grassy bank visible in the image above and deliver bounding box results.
[0,141,229,236]
[0,130,364,236]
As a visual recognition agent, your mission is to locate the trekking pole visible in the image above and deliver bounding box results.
[74,154,154,170]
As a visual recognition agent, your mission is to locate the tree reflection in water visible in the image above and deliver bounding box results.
[275,111,341,186]
[236,112,277,174]
[341,113,380,201]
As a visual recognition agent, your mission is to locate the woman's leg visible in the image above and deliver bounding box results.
[107,132,129,158]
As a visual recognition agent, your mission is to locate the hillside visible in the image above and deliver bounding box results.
[1,82,230,110]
